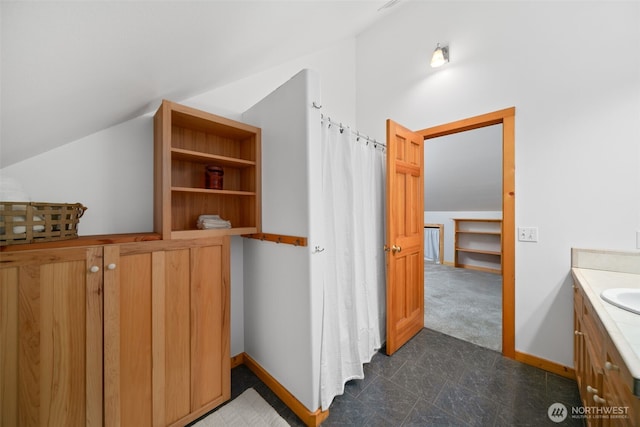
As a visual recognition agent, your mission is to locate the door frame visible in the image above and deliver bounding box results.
[416,107,515,358]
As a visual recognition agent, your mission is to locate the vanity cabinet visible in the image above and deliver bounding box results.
[0,246,104,427]
[574,282,606,426]
[0,236,230,427]
[602,335,640,427]
[574,280,640,426]
[154,100,261,239]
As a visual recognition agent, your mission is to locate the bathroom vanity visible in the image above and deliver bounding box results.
[572,248,640,426]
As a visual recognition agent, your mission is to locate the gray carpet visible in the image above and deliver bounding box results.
[424,262,502,351]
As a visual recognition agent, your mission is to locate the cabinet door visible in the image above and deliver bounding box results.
[574,285,588,400]
[0,247,103,427]
[103,244,155,427]
[188,241,230,417]
[104,237,230,427]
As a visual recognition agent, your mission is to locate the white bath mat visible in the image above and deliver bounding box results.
[193,388,290,427]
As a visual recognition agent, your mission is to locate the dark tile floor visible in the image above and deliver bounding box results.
[225,328,584,426]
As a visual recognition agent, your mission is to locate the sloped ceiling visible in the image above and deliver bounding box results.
[2,0,502,213]
[0,0,398,167]
[424,124,503,212]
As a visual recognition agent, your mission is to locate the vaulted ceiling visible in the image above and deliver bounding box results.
[1,0,398,167]
[424,124,503,212]
[2,1,502,213]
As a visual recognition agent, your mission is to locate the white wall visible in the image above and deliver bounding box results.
[1,37,357,362]
[182,37,357,129]
[1,116,154,235]
[357,1,640,367]
[242,69,324,411]
[0,36,356,234]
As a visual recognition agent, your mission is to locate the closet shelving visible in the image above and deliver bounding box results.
[154,100,262,239]
[453,218,502,274]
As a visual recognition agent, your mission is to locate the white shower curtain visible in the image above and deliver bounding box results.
[319,118,386,410]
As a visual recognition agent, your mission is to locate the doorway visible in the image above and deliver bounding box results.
[423,124,503,351]
[418,107,515,358]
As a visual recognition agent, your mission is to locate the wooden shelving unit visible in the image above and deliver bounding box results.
[453,218,502,274]
[154,100,261,239]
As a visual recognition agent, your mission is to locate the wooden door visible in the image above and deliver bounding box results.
[385,119,425,355]
[0,246,103,427]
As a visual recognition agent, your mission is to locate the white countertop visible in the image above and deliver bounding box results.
[572,267,640,392]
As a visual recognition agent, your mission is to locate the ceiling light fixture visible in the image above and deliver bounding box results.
[430,43,449,68]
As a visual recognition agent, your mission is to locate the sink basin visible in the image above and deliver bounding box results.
[600,288,640,315]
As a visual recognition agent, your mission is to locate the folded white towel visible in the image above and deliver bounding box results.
[197,214,231,230]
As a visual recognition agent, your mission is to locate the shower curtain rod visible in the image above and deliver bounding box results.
[314,102,386,149]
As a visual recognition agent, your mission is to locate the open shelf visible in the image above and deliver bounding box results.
[171,227,258,239]
[455,247,502,256]
[154,100,261,238]
[453,218,502,274]
[171,187,257,196]
[171,148,257,168]
[455,230,501,236]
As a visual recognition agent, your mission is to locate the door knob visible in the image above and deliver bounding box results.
[392,245,402,254]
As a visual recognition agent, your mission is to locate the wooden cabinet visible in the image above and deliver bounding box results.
[574,281,640,426]
[154,100,261,239]
[104,237,230,427]
[453,219,502,274]
[1,236,230,427]
[574,282,606,425]
[0,246,103,427]
[601,335,640,427]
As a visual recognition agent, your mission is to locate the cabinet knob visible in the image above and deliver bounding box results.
[605,361,619,371]
[586,385,598,394]
[90,266,100,273]
[107,263,116,270]
[593,395,606,404]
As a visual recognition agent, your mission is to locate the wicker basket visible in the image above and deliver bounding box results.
[0,202,87,246]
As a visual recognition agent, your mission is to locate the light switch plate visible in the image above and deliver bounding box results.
[518,227,538,242]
